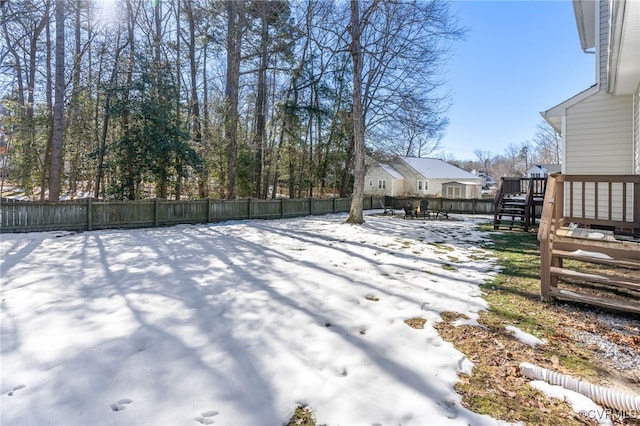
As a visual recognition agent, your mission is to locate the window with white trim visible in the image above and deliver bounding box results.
[445,185,462,198]
[417,180,423,191]
[378,179,386,189]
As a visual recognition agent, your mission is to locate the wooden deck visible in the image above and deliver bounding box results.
[494,177,546,232]
[538,174,640,315]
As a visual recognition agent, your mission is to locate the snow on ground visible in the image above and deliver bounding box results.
[505,326,546,348]
[528,381,613,426]
[1,212,510,425]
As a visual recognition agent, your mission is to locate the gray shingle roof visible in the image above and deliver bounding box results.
[399,157,479,180]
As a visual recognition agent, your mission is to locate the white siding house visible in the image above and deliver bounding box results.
[364,157,482,199]
[526,164,562,178]
[541,0,639,176]
[365,163,404,196]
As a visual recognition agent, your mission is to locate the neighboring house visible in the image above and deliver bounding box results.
[365,162,404,196]
[541,0,639,176]
[526,164,562,178]
[472,170,497,190]
[364,157,482,199]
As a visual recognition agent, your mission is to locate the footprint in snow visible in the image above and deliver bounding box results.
[111,399,133,412]
[195,410,219,424]
[7,385,26,396]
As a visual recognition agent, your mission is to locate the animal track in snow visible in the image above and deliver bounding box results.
[195,410,219,424]
[110,398,133,412]
[7,384,25,396]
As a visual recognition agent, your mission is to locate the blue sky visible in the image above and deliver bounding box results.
[439,0,596,161]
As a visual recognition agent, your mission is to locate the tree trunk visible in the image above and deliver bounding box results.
[346,0,365,224]
[49,0,65,201]
[124,0,135,200]
[225,0,242,199]
[41,0,53,201]
[252,0,268,198]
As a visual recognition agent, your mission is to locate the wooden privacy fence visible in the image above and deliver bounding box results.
[1,197,368,233]
[385,196,495,215]
[1,195,497,233]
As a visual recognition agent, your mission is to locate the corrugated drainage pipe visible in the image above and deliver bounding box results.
[519,362,640,412]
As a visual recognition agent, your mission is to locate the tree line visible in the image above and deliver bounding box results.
[446,121,563,183]
[1,0,463,207]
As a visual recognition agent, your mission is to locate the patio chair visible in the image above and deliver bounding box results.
[403,203,417,219]
[436,204,452,219]
[416,200,430,219]
[380,200,394,215]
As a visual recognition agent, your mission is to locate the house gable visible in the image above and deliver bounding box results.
[364,163,404,196]
[392,157,482,198]
[542,0,639,175]
[364,157,482,198]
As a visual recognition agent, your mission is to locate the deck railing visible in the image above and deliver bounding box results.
[538,174,640,234]
[538,174,640,311]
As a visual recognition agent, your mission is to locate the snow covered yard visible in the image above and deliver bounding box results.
[1,212,510,425]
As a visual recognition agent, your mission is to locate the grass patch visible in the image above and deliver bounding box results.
[436,224,640,425]
[287,223,639,426]
[286,405,318,426]
[404,317,427,329]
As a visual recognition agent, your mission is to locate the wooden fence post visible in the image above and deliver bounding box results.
[280,198,284,218]
[248,198,252,220]
[154,198,159,227]
[86,198,93,231]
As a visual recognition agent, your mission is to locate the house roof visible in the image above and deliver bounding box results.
[608,0,640,95]
[541,164,562,173]
[442,181,482,186]
[399,157,480,180]
[543,0,639,133]
[573,0,596,51]
[540,84,598,133]
[379,164,403,179]
[527,164,562,174]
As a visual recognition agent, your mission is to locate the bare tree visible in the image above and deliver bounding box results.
[532,120,561,165]
[48,0,65,201]
[1,0,49,196]
[345,0,365,224]
[345,0,463,223]
[224,0,244,199]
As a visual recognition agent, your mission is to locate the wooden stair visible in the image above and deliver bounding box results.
[493,177,546,232]
[494,198,529,231]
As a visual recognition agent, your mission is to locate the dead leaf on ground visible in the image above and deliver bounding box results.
[404,317,427,329]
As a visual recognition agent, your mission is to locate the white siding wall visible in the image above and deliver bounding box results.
[563,180,634,223]
[565,91,633,174]
[634,83,640,174]
[364,166,397,196]
[388,161,423,196]
[427,178,483,198]
[599,0,609,87]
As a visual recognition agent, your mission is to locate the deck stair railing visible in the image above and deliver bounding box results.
[493,177,546,232]
[538,174,640,315]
